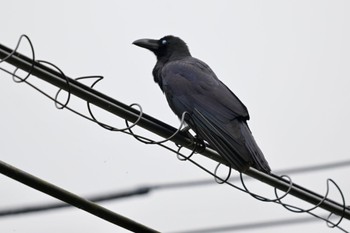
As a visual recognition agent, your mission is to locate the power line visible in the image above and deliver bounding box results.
[170,215,328,233]
[1,159,349,217]
[0,186,151,217]
[154,158,350,190]
[0,160,159,233]
[275,159,350,176]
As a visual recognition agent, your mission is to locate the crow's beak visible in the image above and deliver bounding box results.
[133,39,159,51]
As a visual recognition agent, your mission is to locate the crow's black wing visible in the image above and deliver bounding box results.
[161,57,270,173]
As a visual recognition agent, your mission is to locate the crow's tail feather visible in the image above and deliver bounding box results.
[191,108,271,173]
[240,122,271,173]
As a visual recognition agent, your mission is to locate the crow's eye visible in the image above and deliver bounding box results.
[161,39,167,45]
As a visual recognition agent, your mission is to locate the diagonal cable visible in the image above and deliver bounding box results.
[0,160,158,233]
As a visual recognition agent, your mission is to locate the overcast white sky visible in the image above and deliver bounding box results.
[1,1,350,232]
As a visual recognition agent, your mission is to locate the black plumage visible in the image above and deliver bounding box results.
[133,35,271,173]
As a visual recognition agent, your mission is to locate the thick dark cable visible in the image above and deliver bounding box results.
[0,160,159,233]
[0,41,349,221]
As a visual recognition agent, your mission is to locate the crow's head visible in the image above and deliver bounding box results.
[133,35,191,60]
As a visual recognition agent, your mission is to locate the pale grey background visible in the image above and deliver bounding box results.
[1,1,350,232]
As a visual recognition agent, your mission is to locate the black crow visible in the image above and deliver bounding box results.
[133,35,271,173]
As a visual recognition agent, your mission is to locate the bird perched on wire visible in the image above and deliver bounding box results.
[133,35,271,173]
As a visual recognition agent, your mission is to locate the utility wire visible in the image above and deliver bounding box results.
[155,158,350,189]
[0,160,159,233]
[275,159,350,176]
[0,186,151,217]
[1,159,349,217]
[170,215,329,233]
[0,41,349,221]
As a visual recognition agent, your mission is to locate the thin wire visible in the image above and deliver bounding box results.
[77,75,145,132]
[275,159,350,175]
[169,215,338,233]
[0,187,150,216]
[0,35,35,83]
